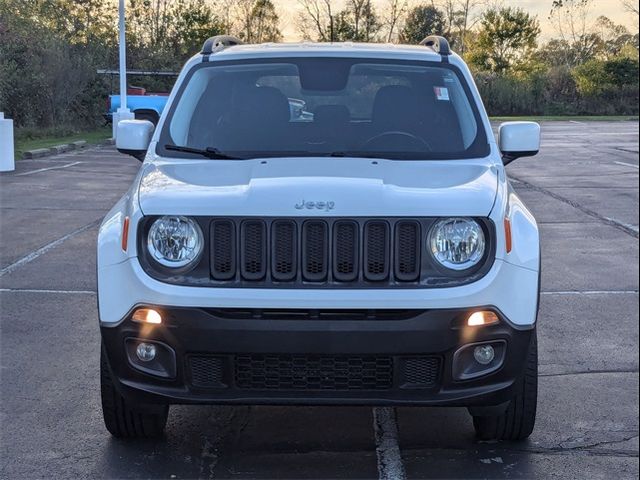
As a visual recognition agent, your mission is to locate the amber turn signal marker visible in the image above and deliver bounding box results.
[504,218,512,254]
[467,311,499,327]
[121,216,130,252]
[132,308,162,324]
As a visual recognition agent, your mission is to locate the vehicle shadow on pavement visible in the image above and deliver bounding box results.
[96,404,542,479]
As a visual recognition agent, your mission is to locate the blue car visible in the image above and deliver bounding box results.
[105,90,169,125]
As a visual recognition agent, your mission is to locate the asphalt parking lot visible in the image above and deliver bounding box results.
[1,120,638,479]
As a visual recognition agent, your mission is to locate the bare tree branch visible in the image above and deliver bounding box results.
[382,0,411,42]
[621,0,639,16]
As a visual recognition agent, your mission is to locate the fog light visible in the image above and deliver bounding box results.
[132,308,162,324]
[473,345,495,365]
[467,311,499,327]
[136,342,156,362]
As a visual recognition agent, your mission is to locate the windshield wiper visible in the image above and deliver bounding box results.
[164,144,239,159]
[325,151,386,159]
[326,151,433,160]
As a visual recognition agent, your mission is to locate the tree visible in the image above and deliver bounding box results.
[621,0,639,30]
[0,0,110,127]
[297,0,380,42]
[399,5,446,44]
[573,56,639,95]
[333,0,381,41]
[171,0,226,58]
[436,0,483,53]
[594,16,634,59]
[466,7,541,74]
[548,0,602,66]
[238,0,282,43]
[297,0,337,41]
[381,0,410,42]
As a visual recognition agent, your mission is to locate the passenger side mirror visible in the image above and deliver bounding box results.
[498,122,540,165]
[116,120,154,162]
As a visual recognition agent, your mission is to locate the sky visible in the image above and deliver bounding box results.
[274,0,639,41]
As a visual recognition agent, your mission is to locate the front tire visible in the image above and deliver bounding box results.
[472,330,538,441]
[100,347,168,438]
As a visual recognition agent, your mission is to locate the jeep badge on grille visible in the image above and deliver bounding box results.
[294,199,335,211]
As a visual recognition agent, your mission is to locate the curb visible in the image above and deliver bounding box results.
[22,139,110,160]
[23,141,87,159]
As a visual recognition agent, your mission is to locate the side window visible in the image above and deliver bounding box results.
[169,69,210,145]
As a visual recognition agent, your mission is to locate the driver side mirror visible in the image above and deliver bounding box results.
[498,121,540,165]
[116,119,154,162]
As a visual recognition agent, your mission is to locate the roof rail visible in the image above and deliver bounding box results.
[201,35,243,57]
[419,35,451,58]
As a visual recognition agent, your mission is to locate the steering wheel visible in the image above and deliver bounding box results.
[362,131,432,152]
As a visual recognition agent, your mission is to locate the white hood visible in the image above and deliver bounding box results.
[138,157,498,217]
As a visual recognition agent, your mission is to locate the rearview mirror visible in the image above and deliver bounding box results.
[116,119,154,162]
[498,122,540,165]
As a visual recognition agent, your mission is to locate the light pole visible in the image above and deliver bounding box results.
[113,0,134,139]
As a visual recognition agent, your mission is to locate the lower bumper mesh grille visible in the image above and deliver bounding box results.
[235,354,393,391]
[187,354,441,391]
[401,357,441,388]
[188,355,225,388]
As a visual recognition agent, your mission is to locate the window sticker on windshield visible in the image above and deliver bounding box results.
[434,87,450,101]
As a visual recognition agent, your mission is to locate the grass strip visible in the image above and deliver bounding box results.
[14,127,111,160]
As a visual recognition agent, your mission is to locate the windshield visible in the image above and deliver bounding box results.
[159,57,489,160]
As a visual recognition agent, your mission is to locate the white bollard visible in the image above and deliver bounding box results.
[112,107,135,140]
[0,112,15,172]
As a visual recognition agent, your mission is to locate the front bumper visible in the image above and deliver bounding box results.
[98,258,540,328]
[101,306,534,407]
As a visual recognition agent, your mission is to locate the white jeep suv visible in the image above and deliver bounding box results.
[98,35,541,441]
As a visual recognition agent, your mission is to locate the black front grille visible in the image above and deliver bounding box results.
[241,221,267,280]
[211,220,236,280]
[302,221,328,281]
[235,354,393,390]
[207,218,428,286]
[395,221,421,281]
[333,221,359,281]
[272,220,297,281]
[364,221,390,281]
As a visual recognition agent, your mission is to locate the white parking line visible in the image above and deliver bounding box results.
[14,161,82,176]
[605,218,639,233]
[0,288,95,294]
[373,407,406,480]
[614,161,639,169]
[0,220,100,277]
[541,290,638,295]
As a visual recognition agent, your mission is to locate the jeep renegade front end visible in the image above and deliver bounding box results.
[99,36,541,440]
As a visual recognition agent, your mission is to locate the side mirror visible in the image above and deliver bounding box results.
[498,121,540,165]
[116,119,154,162]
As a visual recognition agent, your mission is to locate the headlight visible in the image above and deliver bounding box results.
[429,218,485,270]
[147,216,203,268]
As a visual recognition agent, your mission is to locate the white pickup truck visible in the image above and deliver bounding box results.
[99,35,541,441]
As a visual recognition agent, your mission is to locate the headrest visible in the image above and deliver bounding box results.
[232,86,290,123]
[372,85,417,123]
